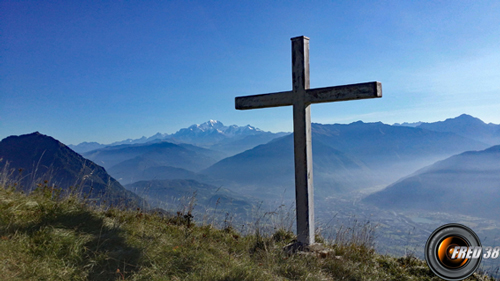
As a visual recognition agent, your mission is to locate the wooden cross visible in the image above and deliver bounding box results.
[235,36,382,245]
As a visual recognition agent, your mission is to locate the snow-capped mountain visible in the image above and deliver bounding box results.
[167,120,272,149]
[69,120,287,155]
[224,124,262,137]
[193,119,226,131]
[171,120,263,142]
[392,122,423,127]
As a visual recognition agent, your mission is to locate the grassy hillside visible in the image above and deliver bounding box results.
[0,182,496,280]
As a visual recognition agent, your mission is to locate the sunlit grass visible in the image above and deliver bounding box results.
[0,171,497,280]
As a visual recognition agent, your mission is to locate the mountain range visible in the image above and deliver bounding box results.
[83,141,223,172]
[204,120,488,198]
[311,120,489,184]
[67,115,495,201]
[203,134,374,198]
[2,114,499,267]
[396,114,500,145]
[363,145,500,220]
[69,120,288,156]
[2,114,498,222]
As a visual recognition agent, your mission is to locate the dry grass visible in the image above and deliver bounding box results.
[0,170,497,280]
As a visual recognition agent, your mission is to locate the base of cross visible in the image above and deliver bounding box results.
[283,241,336,259]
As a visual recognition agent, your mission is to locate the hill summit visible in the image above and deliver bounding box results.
[413,114,500,145]
[0,132,143,207]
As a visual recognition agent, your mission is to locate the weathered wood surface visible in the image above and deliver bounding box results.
[290,36,314,246]
[306,81,381,104]
[235,82,381,109]
[235,91,293,109]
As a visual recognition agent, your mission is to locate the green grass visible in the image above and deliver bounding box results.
[0,181,497,280]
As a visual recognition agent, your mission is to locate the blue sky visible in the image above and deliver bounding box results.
[1,0,499,144]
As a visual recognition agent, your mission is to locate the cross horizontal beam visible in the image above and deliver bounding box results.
[235,81,381,110]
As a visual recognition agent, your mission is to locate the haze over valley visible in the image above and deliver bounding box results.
[2,114,500,267]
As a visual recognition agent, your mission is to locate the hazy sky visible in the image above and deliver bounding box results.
[2,1,499,144]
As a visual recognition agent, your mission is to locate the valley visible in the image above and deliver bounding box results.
[2,115,499,275]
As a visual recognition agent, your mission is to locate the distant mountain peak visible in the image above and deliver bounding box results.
[392,122,423,127]
[193,120,225,131]
[418,114,487,128]
[179,120,264,136]
[416,114,499,145]
[69,120,278,153]
[393,115,486,128]
[449,114,484,123]
[4,131,62,148]
[0,132,144,207]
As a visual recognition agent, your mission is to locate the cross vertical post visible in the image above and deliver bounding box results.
[234,36,381,248]
[291,36,315,245]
